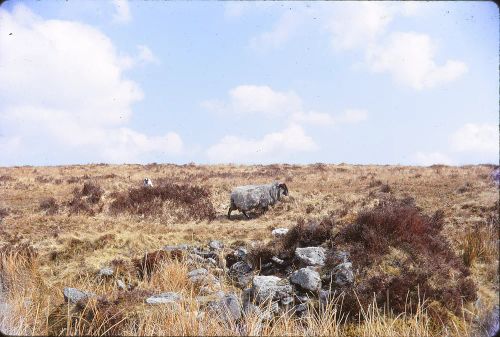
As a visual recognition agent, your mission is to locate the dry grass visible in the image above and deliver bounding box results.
[0,163,498,335]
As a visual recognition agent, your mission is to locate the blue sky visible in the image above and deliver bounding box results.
[0,0,498,166]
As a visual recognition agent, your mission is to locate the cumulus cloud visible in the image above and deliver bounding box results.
[412,151,456,166]
[206,124,317,164]
[112,0,131,23]
[244,2,465,90]
[291,109,368,126]
[291,111,336,125]
[201,85,302,116]
[365,32,467,90]
[451,123,498,154]
[324,2,395,51]
[0,5,181,165]
[249,10,304,50]
[203,84,368,128]
[136,45,159,65]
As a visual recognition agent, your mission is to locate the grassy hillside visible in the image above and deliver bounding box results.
[0,163,498,336]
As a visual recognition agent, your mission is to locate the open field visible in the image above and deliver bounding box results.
[0,163,498,336]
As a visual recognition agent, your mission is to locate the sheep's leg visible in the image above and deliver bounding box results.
[242,210,250,219]
[227,205,235,219]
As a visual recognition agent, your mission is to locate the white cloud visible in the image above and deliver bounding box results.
[224,2,252,19]
[245,2,465,90]
[206,124,317,163]
[291,109,368,126]
[413,152,455,166]
[324,2,394,51]
[112,0,131,24]
[291,111,335,125]
[0,5,181,164]
[365,32,468,90]
[249,11,303,50]
[451,123,498,154]
[136,45,159,64]
[202,85,302,116]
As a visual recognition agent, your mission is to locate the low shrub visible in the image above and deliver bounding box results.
[39,197,59,215]
[333,198,476,322]
[109,182,216,222]
[67,182,104,215]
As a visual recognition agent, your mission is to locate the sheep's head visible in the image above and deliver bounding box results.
[278,183,288,197]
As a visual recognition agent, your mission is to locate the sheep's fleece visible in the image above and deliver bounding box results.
[229,182,288,217]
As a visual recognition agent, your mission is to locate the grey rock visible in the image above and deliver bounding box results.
[193,248,218,260]
[209,240,224,251]
[98,267,113,277]
[145,292,182,306]
[234,247,248,260]
[63,287,96,304]
[189,273,219,287]
[207,258,217,265]
[271,256,284,265]
[281,296,294,306]
[290,268,321,291]
[319,289,332,304]
[163,244,190,251]
[296,294,310,303]
[333,251,350,264]
[294,303,308,315]
[187,253,205,264]
[295,247,326,266]
[207,293,242,323]
[330,262,354,287]
[229,261,253,288]
[271,228,289,237]
[187,268,208,278]
[116,279,127,290]
[252,275,293,304]
[196,290,226,304]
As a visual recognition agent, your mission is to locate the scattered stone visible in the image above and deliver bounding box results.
[187,268,208,278]
[193,248,218,260]
[229,261,253,288]
[252,275,293,304]
[187,253,205,264]
[290,268,321,291]
[163,244,190,251]
[327,262,354,287]
[319,289,333,304]
[116,279,127,290]
[189,272,219,287]
[333,251,350,264]
[196,291,226,305]
[199,283,222,295]
[209,240,224,251]
[295,247,326,266]
[295,294,310,303]
[294,303,308,315]
[271,256,284,265]
[234,247,248,260]
[98,267,113,277]
[281,296,294,306]
[207,293,242,323]
[145,292,182,307]
[207,258,217,265]
[63,287,96,304]
[271,228,289,237]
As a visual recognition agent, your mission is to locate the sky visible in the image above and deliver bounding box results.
[0,0,498,166]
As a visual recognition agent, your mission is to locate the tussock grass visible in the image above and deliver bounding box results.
[0,163,498,335]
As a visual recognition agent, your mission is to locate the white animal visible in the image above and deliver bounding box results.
[228,182,288,219]
[143,178,153,187]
